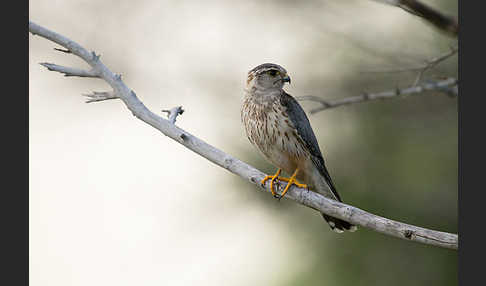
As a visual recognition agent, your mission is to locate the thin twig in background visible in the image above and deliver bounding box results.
[296,77,457,114]
[29,21,458,250]
[362,45,458,86]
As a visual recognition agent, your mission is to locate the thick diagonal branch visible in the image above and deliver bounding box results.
[29,21,458,250]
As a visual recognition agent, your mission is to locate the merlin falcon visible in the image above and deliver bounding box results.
[241,63,357,233]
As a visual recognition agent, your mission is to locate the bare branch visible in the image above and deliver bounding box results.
[373,0,458,37]
[162,106,184,124]
[364,45,458,73]
[362,46,457,86]
[421,45,458,69]
[412,45,458,85]
[40,63,99,78]
[29,21,458,250]
[82,91,118,103]
[297,78,457,114]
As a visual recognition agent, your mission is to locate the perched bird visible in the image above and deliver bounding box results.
[241,63,357,233]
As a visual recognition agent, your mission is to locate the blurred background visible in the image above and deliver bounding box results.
[29,0,457,285]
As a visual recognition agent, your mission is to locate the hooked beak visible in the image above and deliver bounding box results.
[282,75,291,84]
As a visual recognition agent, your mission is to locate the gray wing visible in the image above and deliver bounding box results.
[280,91,342,202]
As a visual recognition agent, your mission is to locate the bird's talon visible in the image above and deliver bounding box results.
[279,169,307,200]
[261,169,282,197]
[262,169,307,199]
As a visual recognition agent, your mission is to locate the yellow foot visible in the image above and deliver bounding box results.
[261,169,308,200]
[261,169,282,198]
[278,168,307,200]
[277,177,308,188]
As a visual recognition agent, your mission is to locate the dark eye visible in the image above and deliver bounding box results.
[268,70,279,76]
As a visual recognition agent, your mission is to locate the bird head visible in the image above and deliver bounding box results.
[246,63,291,91]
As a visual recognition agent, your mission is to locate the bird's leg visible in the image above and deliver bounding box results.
[278,168,307,200]
[261,169,282,198]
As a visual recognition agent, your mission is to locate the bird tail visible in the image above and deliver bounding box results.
[311,161,358,233]
[321,213,358,233]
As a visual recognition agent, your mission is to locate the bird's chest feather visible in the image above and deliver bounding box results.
[241,97,307,168]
